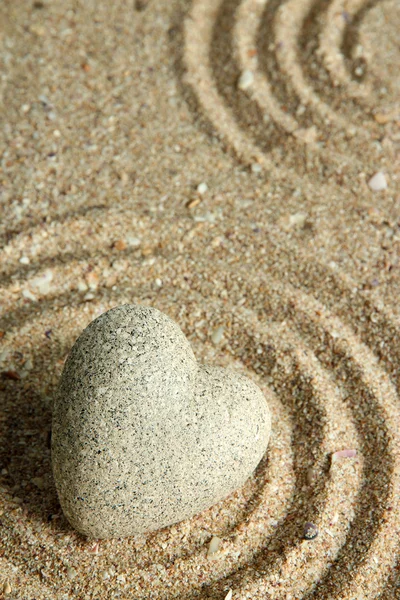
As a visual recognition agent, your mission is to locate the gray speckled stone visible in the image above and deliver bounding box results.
[52,305,271,538]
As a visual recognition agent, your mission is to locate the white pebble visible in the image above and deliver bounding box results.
[197,182,208,195]
[19,256,30,265]
[368,172,387,191]
[207,535,222,557]
[126,236,141,247]
[251,163,262,173]
[22,289,37,302]
[155,278,163,288]
[211,326,224,345]
[66,567,76,580]
[3,581,12,595]
[23,358,33,371]
[331,448,357,462]
[83,292,95,301]
[30,270,53,294]
[194,211,216,223]
[288,212,307,228]
[238,69,254,91]
[77,281,88,292]
[225,591,233,600]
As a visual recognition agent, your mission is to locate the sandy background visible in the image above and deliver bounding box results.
[0,0,399,598]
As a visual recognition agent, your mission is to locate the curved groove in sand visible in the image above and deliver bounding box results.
[272,0,349,129]
[284,286,400,598]
[234,0,299,134]
[317,0,370,96]
[235,309,362,598]
[184,0,269,166]
[234,0,349,161]
[182,0,378,169]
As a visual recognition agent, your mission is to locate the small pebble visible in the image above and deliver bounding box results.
[3,581,12,595]
[197,182,208,195]
[23,358,33,372]
[31,476,45,490]
[368,172,387,191]
[30,270,53,294]
[330,512,339,525]
[251,163,262,173]
[238,69,254,90]
[126,236,141,247]
[22,289,37,302]
[83,292,95,302]
[374,111,397,124]
[89,542,100,554]
[207,535,222,558]
[225,591,233,600]
[186,197,201,209]
[331,448,357,462]
[86,272,99,290]
[194,211,216,224]
[141,246,153,257]
[303,522,318,540]
[306,467,317,485]
[66,567,77,580]
[113,239,127,251]
[19,256,30,265]
[211,325,224,345]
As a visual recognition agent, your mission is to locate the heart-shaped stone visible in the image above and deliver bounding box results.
[52,305,271,538]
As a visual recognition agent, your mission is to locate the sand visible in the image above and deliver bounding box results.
[0,0,399,598]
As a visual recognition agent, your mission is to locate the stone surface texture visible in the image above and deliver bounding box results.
[52,305,271,538]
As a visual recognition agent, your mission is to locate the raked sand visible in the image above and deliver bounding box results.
[0,0,399,598]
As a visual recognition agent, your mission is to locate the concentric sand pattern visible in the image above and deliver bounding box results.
[183,0,398,168]
[1,0,399,598]
[1,206,400,598]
